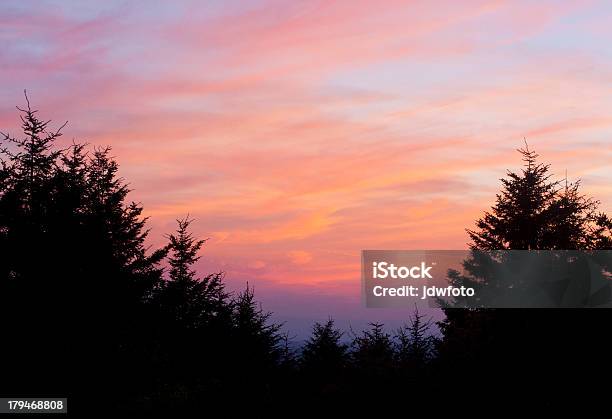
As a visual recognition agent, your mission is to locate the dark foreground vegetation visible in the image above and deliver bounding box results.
[1,99,611,415]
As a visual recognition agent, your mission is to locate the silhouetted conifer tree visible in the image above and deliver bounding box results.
[232,284,283,367]
[302,318,348,376]
[351,322,394,377]
[467,143,558,250]
[147,217,234,411]
[0,95,68,396]
[467,142,611,251]
[161,217,230,329]
[395,307,436,372]
[0,96,167,409]
[224,284,283,411]
[438,142,612,407]
[295,318,350,405]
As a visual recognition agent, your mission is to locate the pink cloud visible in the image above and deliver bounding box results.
[1,0,611,294]
[287,251,313,265]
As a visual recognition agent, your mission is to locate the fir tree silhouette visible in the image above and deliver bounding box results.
[438,142,612,408]
[143,217,234,412]
[297,318,351,406]
[351,322,394,378]
[0,95,168,411]
[302,318,349,375]
[395,306,437,373]
[228,283,283,413]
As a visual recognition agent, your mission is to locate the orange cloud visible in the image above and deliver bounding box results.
[287,251,313,265]
[2,0,611,295]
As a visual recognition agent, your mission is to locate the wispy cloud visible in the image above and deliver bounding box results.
[1,0,611,295]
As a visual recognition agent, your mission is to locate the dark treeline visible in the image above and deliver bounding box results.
[1,99,610,415]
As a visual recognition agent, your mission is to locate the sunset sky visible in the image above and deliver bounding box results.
[2,0,611,336]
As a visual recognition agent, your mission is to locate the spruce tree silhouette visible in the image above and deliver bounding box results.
[466,142,611,250]
[298,319,350,405]
[345,322,399,410]
[159,217,231,333]
[0,96,166,410]
[302,318,349,376]
[395,307,437,374]
[438,142,612,408]
[0,94,69,397]
[229,284,283,412]
[351,322,394,378]
[147,217,234,412]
